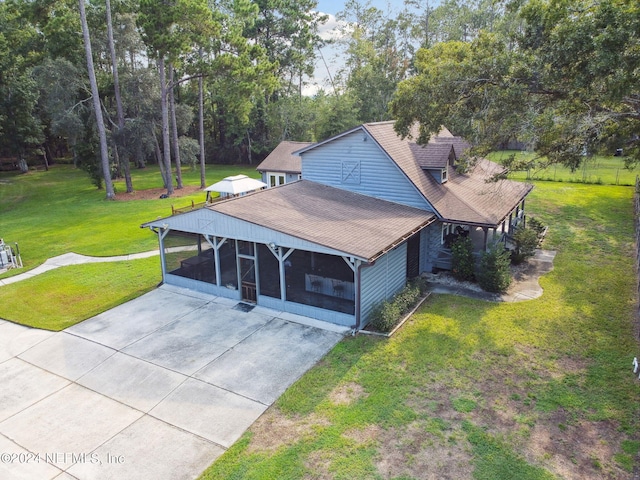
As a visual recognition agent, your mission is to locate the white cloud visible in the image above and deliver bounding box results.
[316,13,349,42]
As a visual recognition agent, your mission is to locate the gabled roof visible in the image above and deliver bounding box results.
[362,122,533,226]
[361,121,532,226]
[297,121,532,227]
[208,180,436,262]
[411,142,455,169]
[256,140,312,174]
[432,135,472,159]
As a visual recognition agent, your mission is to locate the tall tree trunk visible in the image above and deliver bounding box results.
[136,140,145,169]
[106,0,132,192]
[158,57,173,195]
[198,74,206,188]
[112,136,122,178]
[42,144,51,171]
[169,65,183,189]
[153,130,167,188]
[79,0,114,199]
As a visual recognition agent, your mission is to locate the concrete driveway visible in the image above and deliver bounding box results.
[0,285,346,480]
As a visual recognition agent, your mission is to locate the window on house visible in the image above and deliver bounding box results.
[268,173,286,187]
[441,167,448,183]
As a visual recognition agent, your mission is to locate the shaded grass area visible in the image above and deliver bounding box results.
[201,183,640,480]
[0,164,258,276]
[0,257,159,330]
[487,150,640,186]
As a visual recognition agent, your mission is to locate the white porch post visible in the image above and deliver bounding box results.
[205,235,226,287]
[158,227,170,281]
[267,244,294,303]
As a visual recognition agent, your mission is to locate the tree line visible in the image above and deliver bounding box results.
[0,0,637,198]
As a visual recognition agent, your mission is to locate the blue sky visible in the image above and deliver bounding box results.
[316,0,408,16]
[307,0,422,94]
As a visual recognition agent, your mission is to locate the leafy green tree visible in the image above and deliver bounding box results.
[245,0,326,97]
[313,91,359,141]
[33,58,87,165]
[196,0,278,164]
[0,0,44,172]
[105,0,133,192]
[392,0,640,170]
[138,0,213,193]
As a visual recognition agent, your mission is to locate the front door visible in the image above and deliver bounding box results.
[240,257,257,302]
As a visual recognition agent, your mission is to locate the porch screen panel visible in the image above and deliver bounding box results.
[218,239,238,289]
[284,250,354,315]
[163,232,215,284]
[257,244,280,299]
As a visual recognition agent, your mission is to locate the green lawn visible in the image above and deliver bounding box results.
[488,150,640,186]
[0,163,259,330]
[0,164,260,272]
[0,258,160,330]
[200,182,640,480]
[1,164,638,477]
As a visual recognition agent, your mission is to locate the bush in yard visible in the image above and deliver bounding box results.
[451,235,475,281]
[369,300,402,333]
[369,278,427,332]
[527,217,547,237]
[476,241,512,293]
[511,226,539,264]
[409,276,428,295]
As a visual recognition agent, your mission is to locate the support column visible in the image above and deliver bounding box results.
[158,227,170,280]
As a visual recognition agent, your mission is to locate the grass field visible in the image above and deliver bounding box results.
[1,163,639,478]
[0,164,260,272]
[200,182,640,480]
[0,163,258,329]
[487,151,640,186]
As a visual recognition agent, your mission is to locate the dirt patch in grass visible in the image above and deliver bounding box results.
[328,382,366,406]
[114,184,202,201]
[376,420,473,479]
[247,407,331,453]
[343,424,383,444]
[528,416,626,480]
[303,450,333,480]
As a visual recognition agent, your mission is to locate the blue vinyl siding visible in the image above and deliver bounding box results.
[260,171,300,187]
[301,130,431,210]
[360,244,407,325]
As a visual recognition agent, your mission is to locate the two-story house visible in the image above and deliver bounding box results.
[142,122,532,330]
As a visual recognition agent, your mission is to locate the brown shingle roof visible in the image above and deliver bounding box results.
[256,141,312,174]
[209,180,436,262]
[433,135,472,158]
[362,121,532,226]
[411,142,454,169]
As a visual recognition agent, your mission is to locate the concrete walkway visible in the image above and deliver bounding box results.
[0,250,165,286]
[0,285,347,480]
